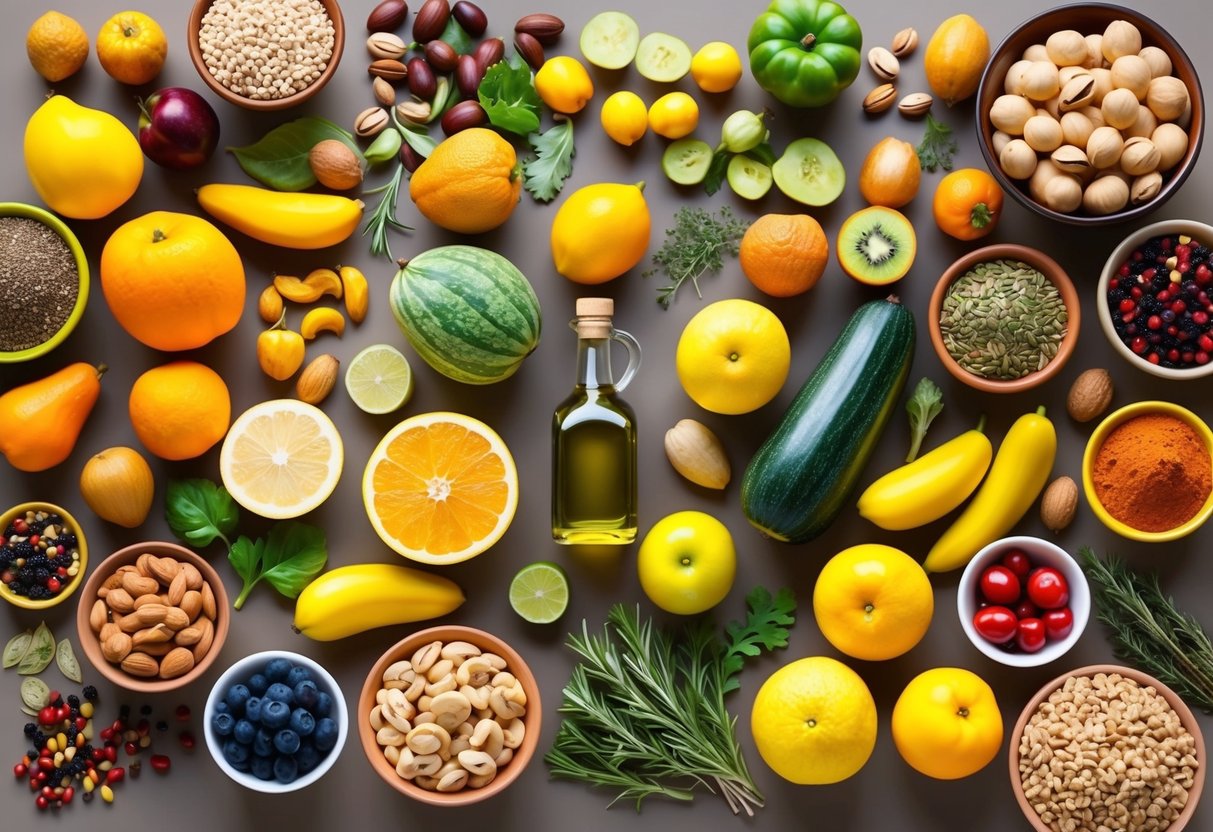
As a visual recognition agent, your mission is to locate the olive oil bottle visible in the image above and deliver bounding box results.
[552,298,641,544]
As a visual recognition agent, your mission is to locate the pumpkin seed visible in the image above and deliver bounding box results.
[3,630,33,668]
[17,622,55,676]
[56,639,81,683]
[20,677,49,711]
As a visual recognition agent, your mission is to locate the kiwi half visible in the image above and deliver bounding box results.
[836,206,917,285]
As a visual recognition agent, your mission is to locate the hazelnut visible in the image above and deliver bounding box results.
[991,130,1012,156]
[1083,174,1130,215]
[1046,30,1088,67]
[1086,126,1124,169]
[1000,139,1038,180]
[1119,137,1160,176]
[1024,115,1063,152]
[1101,20,1142,63]
[1101,87,1140,130]
[1083,34,1103,68]
[1044,174,1083,213]
[1022,61,1060,101]
[1029,158,1062,202]
[1138,46,1172,79]
[1079,105,1107,129]
[1151,122,1189,171]
[1110,54,1151,101]
[1058,66,1090,86]
[308,140,364,190]
[1146,76,1189,122]
[1124,105,1158,140]
[1060,111,1095,147]
[1004,60,1032,96]
[1022,43,1049,63]
[1130,171,1163,205]
[1067,368,1114,422]
[990,94,1036,135]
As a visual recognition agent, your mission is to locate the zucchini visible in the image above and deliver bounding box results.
[741,297,915,543]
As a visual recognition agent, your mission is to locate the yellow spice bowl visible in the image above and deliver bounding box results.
[1082,401,1213,542]
[0,502,88,610]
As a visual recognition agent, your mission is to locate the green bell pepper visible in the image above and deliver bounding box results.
[748,0,863,108]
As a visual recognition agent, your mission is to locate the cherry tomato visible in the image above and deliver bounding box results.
[1042,607,1074,641]
[980,565,1022,605]
[1027,567,1070,610]
[1001,549,1032,578]
[1014,600,1040,620]
[973,606,1018,644]
[1016,617,1047,653]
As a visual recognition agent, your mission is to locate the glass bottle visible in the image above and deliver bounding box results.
[552,298,641,544]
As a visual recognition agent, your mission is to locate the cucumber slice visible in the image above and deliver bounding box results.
[772,138,846,207]
[662,139,714,185]
[635,33,692,82]
[579,11,640,70]
[727,154,773,200]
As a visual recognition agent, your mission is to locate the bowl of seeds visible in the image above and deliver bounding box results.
[188,0,344,111]
[0,502,88,610]
[929,243,1081,393]
[0,203,89,363]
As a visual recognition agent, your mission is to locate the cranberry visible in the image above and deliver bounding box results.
[13,763,27,778]
[973,606,1018,644]
[1131,336,1148,354]
[150,755,171,773]
[175,704,191,721]
[106,767,124,784]
[1118,298,1136,313]
[1042,608,1074,641]
[1015,600,1040,620]
[1016,618,1047,653]
[1147,315,1162,330]
[1118,263,1131,277]
[1149,352,1161,364]
[1001,549,1032,578]
[980,565,1021,605]
[178,731,195,750]
[1027,567,1069,610]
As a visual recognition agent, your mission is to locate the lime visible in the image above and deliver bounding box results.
[509,562,569,623]
[345,344,413,414]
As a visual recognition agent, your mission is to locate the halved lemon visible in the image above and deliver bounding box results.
[219,399,344,519]
[363,412,518,565]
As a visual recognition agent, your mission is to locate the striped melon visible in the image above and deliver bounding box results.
[389,245,542,384]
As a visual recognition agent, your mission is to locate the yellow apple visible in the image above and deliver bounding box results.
[637,510,736,614]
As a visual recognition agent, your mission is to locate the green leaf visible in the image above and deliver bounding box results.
[440,15,474,54]
[399,125,437,158]
[228,535,265,611]
[905,377,945,462]
[478,61,542,136]
[523,119,575,202]
[743,142,776,167]
[56,638,81,683]
[166,479,239,549]
[18,622,55,675]
[228,117,361,191]
[259,523,328,599]
[703,149,730,196]
[3,630,32,669]
[722,587,796,692]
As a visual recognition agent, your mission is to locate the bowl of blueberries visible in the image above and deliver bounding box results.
[203,650,348,792]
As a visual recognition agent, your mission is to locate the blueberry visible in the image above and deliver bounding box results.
[261,699,291,730]
[253,728,274,758]
[230,756,252,773]
[274,729,301,755]
[246,673,269,696]
[233,719,257,745]
[250,755,275,781]
[289,708,316,737]
[222,739,250,766]
[244,696,263,724]
[265,683,294,705]
[265,658,293,682]
[225,684,251,715]
[296,742,321,775]
[293,680,319,710]
[213,700,230,715]
[313,717,339,752]
[273,754,298,784]
[313,692,333,718]
[286,665,312,687]
[211,712,235,737]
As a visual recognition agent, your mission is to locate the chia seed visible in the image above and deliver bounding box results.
[0,216,79,352]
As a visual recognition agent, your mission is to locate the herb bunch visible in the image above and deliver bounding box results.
[916,113,958,172]
[643,207,749,308]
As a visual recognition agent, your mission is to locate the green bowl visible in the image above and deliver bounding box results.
[0,203,89,363]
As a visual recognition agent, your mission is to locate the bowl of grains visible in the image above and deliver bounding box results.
[1082,401,1213,542]
[188,0,344,111]
[0,502,88,610]
[929,243,1081,393]
[0,203,89,363]
[1010,665,1205,832]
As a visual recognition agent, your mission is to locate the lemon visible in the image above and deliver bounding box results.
[219,399,344,520]
[345,344,413,414]
[551,182,651,284]
[690,42,742,93]
[751,656,877,785]
[600,91,648,146]
[675,299,790,415]
[26,11,89,82]
[647,92,699,139]
[637,511,735,615]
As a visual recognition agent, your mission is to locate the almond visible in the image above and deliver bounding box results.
[296,354,340,405]
[101,632,133,663]
[137,641,175,657]
[514,13,564,45]
[373,76,397,108]
[132,624,173,648]
[664,419,730,490]
[191,618,215,662]
[201,581,216,620]
[168,570,188,606]
[147,555,180,585]
[117,613,144,634]
[175,625,204,647]
[105,587,135,613]
[121,572,159,597]
[180,589,203,622]
[135,603,171,626]
[132,593,162,610]
[369,59,408,82]
[99,622,121,643]
[163,607,190,631]
[89,599,108,633]
[121,652,159,678]
[136,553,154,578]
[891,27,918,58]
[1040,476,1079,533]
[181,563,204,591]
[159,647,196,680]
[863,84,897,114]
[367,0,408,32]
[1066,368,1114,422]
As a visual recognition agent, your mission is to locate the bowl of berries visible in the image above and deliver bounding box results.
[0,502,87,610]
[958,536,1090,667]
[1099,219,1213,377]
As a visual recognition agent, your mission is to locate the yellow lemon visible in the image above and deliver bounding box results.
[534,55,594,114]
[600,91,648,146]
[751,656,877,785]
[892,667,1003,780]
[648,91,699,139]
[690,42,742,93]
[675,299,790,415]
[813,543,934,661]
[96,10,167,85]
[551,182,651,284]
[26,11,89,82]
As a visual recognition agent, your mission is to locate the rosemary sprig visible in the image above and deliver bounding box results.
[362,161,411,260]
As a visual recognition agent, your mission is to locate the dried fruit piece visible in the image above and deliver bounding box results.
[3,630,33,668]
[259,285,284,324]
[20,677,50,710]
[56,638,81,683]
[369,59,408,82]
[664,419,730,489]
[367,0,408,32]
[300,307,346,340]
[515,13,564,45]
[17,622,54,675]
[339,265,369,323]
[413,0,450,43]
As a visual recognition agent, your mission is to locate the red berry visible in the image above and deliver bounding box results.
[1042,608,1074,641]
[14,763,27,778]
[35,795,49,810]
[1130,336,1148,354]
[1118,263,1130,277]
[1199,352,1211,365]
[973,606,1018,644]
[1118,298,1136,313]
[1001,550,1031,578]
[61,786,73,804]
[38,707,57,726]
[1027,567,1070,610]
[106,767,124,784]
[1014,600,1040,620]
[46,577,60,592]
[175,704,191,722]
[1016,617,1047,653]
[178,731,195,750]
[1147,315,1162,330]
[1148,352,1161,364]
[980,565,1022,605]
[28,535,39,546]
[13,518,27,533]
[124,741,138,757]
[150,754,171,773]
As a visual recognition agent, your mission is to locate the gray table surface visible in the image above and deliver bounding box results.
[2,0,1211,828]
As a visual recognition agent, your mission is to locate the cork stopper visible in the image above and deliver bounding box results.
[575,297,613,338]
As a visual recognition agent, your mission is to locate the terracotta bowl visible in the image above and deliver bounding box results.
[1009,664,1206,832]
[358,625,542,806]
[75,541,230,694]
[0,502,88,610]
[976,3,1204,226]
[928,244,1081,393]
[187,0,345,112]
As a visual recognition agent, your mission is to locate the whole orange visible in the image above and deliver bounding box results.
[740,214,829,297]
[410,128,522,234]
[129,361,230,461]
[100,212,245,351]
[96,11,166,85]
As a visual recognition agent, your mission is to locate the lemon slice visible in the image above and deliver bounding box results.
[345,344,413,414]
[219,399,344,519]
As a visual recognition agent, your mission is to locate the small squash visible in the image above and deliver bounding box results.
[80,447,155,528]
[924,14,990,106]
[858,137,921,208]
[933,168,1004,240]
[0,362,105,472]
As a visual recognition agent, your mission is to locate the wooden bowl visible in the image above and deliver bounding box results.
[0,502,87,610]
[928,244,1081,393]
[976,3,1204,226]
[75,541,230,694]
[187,0,345,112]
[1009,664,1206,832]
[358,625,542,806]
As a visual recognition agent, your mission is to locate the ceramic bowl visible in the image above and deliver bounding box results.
[1082,401,1213,541]
[0,203,89,363]
[203,650,348,793]
[75,541,230,693]
[976,3,1204,226]
[1009,664,1205,832]
[358,625,541,805]
[187,0,345,111]
[1097,219,1213,378]
[0,502,88,610]
[957,536,1090,668]
[928,244,1081,393]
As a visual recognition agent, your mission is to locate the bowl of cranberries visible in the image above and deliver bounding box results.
[0,502,88,610]
[1099,219,1213,377]
[958,536,1090,667]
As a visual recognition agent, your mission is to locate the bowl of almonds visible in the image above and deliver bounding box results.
[75,541,229,693]
[358,625,541,805]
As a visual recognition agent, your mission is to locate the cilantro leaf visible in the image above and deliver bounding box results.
[228,523,327,610]
[165,479,239,549]
[478,62,541,136]
[722,586,796,692]
[523,119,575,202]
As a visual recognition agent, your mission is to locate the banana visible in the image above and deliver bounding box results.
[197,184,363,250]
[924,407,1056,573]
[857,418,993,531]
[292,563,465,641]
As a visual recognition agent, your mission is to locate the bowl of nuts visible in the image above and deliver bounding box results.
[976,4,1203,225]
[0,501,88,610]
[1010,665,1205,832]
[358,625,541,805]
[187,0,345,111]
[75,541,229,693]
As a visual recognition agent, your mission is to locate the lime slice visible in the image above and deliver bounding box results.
[579,11,640,70]
[727,154,773,200]
[662,139,713,185]
[509,562,569,624]
[345,344,413,414]
[635,33,692,82]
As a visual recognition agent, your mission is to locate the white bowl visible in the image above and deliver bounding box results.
[957,536,1090,668]
[203,650,348,793]
[1098,219,1213,380]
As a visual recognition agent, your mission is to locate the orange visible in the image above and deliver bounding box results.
[409,128,522,234]
[739,214,829,297]
[26,11,89,82]
[363,412,519,566]
[129,362,230,461]
[100,212,245,351]
[96,11,166,85]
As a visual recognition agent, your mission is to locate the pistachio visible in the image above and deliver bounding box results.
[1021,61,1060,101]
[991,130,1012,156]
[868,47,899,82]
[1111,54,1151,101]
[862,84,897,114]
[1023,115,1063,153]
[1060,111,1095,148]
[1124,105,1158,140]
[1046,30,1088,67]
[1004,60,1032,97]
[1082,174,1130,215]
[897,92,932,118]
[1146,76,1189,122]
[1138,46,1172,80]
[1051,144,1092,175]
[1130,171,1162,205]
[1043,174,1083,213]
[354,106,390,137]
[1085,126,1124,169]
[1101,20,1142,63]
[1119,137,1160,176]
[369,59,408,82]
[999,139,1038,180]
[367,32,408,61]
[1058,75,1095,112]
[1102,87,1140,130]
[396,100,432,125]
[1152,123,1189,171]
[989,94,1035,135]
[890,27,918,58]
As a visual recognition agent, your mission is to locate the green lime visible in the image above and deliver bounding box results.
[509,561,569,624]
[345,344,413,414]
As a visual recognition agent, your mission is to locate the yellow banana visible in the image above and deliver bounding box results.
[857,419,993,531]
[924,407,1056,573]
[197,184,363,250]
[292,563,465,641]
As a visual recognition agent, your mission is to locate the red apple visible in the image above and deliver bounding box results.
[138,87,220,169]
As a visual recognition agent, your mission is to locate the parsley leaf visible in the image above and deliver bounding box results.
[906,377,945,462]
[523,118,575,202]
[229,523,327,610]
[722,586,796,692]
[478,61,541,136]
[917,113,958,172]
[165,479,239,549]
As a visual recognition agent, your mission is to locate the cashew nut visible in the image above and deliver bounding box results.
[490,687,526,720]
[406,723,451,758]
[431,691,472,732]
[436,768,468,792]
[369,704,387,732]
[411,641,442,675]
[376,725,407,748]
[458,750,497,777]
[383,744,400,766]
[471,719,504,760]
[500,717,525,749]
[411,753,442,776]
[441,641,482,664]
[456,657,493,687]
[426,658,454,684]
[394,747,417,779]
[480,652,507,671]
[491,671,517,689]
[425,672,458,697]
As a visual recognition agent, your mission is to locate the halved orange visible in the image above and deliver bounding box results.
[363,412,518,565]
